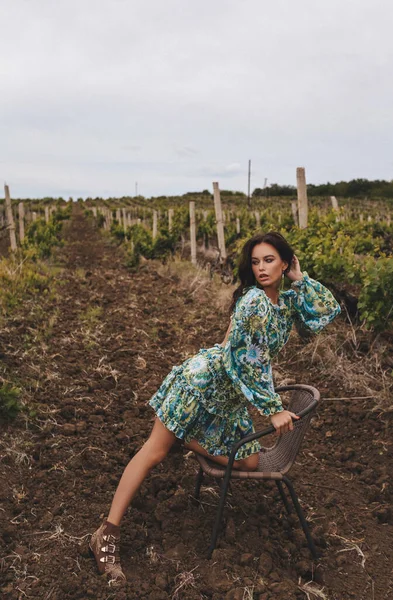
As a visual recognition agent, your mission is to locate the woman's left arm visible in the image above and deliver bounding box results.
[287,255,341,333]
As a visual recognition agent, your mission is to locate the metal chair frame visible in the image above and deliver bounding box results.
[192,384,320,559]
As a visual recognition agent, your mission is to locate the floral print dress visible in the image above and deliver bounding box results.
[149,273,341,459]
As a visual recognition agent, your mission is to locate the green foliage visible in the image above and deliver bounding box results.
[51,204,72,222]
[0,383,21,420]
[125,223,179,270]
[197,212,216,246]
[358,258,393,332]
[125,224,153,270]
[110,223,126,241]
[152,231,177,261]
[22,206,70,259]
[253,178,393,199]
[96,213,105,228]
[23,218,63,258]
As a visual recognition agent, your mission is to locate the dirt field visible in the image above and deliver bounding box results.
[1,207,392,600]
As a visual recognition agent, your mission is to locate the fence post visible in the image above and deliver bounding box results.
[168,208,174,232]
[18,202,25,242]
[45,206,50,223]
[291,200,298,226]
[189,201,197,265]
[152,210,158,240]
[330,196,339,211]
[236,217,241,235]
[296,167,308,229]
[213,182,227,260]
[254,211,261,229]
[4,184,17,251]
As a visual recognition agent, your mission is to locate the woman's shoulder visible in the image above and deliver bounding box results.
[235,286,270,315]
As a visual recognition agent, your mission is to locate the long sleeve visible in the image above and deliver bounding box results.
[223,289,283,417]
[289,272,341,332]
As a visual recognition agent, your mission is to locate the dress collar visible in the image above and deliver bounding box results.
[254,285,287,310]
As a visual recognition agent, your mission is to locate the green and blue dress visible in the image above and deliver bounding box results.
[149,273,340,459]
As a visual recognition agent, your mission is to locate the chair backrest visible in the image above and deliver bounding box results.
[258,385,319,475]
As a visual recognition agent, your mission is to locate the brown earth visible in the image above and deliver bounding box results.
[0,207,392,600]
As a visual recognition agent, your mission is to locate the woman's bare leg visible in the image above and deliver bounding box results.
[184,439,259,471]
[107,418,176,526]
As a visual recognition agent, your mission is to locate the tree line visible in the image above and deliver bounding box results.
[253,178,393,199]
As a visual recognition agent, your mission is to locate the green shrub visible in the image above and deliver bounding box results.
[0,383,21,420]
[358,257,393,332]
[23,218,63,259]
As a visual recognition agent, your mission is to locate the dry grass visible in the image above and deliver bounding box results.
[331,533,367,568]
[278,320,393,412]
[298,580,330,599]
[171,566,199,599]
[153,257,234,316]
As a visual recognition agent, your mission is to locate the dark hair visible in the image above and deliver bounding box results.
[229,231,294,313]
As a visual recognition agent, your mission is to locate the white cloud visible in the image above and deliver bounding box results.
[1,0,393,197]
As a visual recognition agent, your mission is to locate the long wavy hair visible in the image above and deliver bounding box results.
[229,232,294,314]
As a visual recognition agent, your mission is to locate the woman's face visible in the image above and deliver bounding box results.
[251,242,288,288]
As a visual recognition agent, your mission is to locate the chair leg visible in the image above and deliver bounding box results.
[193,467,204,503]
[276,480,292,515]
[282,476,319,560]
[207,476,231,559]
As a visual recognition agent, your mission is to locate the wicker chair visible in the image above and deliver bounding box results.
[192,384,320,559]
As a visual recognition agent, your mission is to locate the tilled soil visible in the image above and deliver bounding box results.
[0,207,392,600]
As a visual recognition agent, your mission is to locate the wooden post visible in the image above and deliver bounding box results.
[45,206,50,223]
[32,212,38,221]
[4,184,17,251]
[236,217,241,235]
[296,167,308,229]
[203,210,208,221]
[92,207,97,217]
[291,200,298,226]
[122,208,127,232]
[359,213,364,223]
[213,182,227,260]
[18,202,25,242]
[330,196,339,211]
[189,201,197,265]
[254,211,261,229]
[116,209,121,224]
[152,210,158,240]
[168,208,174,232]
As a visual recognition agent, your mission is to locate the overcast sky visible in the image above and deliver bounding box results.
[1,0,392,199]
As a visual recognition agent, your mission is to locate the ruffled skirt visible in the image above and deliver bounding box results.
[148,345,261,460]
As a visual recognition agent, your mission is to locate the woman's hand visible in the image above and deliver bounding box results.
[286,255,303,282]
[271,410,300,436]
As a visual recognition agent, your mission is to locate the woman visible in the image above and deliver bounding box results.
[89,231,341,583]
